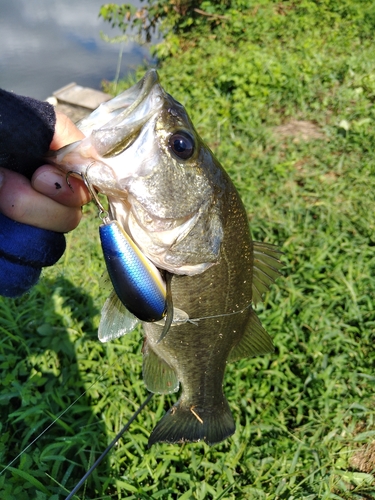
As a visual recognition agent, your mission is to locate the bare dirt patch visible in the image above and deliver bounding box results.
[274,120,326,142]
[350,441,375,474]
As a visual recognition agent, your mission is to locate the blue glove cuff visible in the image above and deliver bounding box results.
[0,213,66,297]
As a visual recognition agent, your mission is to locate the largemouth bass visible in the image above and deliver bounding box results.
[48,70,282,446]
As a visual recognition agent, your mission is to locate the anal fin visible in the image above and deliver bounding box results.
[142,340,179,394]
[228,308,274,362]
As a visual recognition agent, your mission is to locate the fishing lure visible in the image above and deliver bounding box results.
[74,167,170,328]
[99,219,167,323]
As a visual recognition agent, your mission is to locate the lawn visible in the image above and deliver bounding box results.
[1,1,375,498]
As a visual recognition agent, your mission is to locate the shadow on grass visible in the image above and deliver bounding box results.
[0,275,110,499]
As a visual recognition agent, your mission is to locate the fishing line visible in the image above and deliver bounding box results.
[155,300,253,329]
[157,271,174,343]
[0,364,115,476]
[114,41,124,93]
[65,391,154,500]
[186,303,253,325]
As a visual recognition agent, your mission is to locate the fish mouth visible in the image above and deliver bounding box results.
[84,70,164,158]
[44,70,164,183]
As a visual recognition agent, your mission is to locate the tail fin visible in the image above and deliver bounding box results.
[148,398,235,447]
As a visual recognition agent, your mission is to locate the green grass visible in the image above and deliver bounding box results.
[1,1,375,498]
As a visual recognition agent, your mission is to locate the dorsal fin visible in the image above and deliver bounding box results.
[252,242,283,305]
[228,308,274,362]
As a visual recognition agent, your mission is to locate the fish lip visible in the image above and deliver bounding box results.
[89,70,164,159]
[109,69,160,125]
[100,69,161,125]
[128,69,160,112]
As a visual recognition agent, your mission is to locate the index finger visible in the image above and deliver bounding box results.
[50,111,85,150]
[31,165,91,207]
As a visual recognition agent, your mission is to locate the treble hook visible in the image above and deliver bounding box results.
[65,164,169,325]
[66,164,109,222]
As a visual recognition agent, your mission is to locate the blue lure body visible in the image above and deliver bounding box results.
[99,220,167,322]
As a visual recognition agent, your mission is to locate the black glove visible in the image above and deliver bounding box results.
[0,89,66,297]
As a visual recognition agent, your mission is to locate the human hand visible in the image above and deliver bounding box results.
[0,110,91,298]
[0,111,90,232]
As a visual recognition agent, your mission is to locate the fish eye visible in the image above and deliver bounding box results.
[168,132,195,160]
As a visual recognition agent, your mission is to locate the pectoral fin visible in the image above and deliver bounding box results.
[228,308,274,362]
[98,290,139,342]
[252,242,283,305]
[142,339,179,394]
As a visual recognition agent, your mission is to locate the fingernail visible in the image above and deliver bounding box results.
[33,171,66,197]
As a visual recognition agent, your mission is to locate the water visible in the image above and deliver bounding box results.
[0,0,151,100]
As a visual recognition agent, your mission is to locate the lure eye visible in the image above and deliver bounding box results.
[169,132,195,160]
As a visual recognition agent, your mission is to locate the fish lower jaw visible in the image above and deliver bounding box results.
[128,219,215,275]
[128,207,198,245]
[108,202,211,275]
